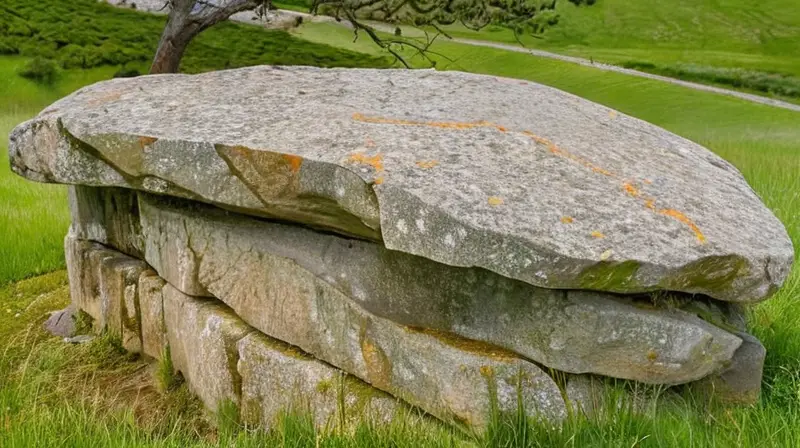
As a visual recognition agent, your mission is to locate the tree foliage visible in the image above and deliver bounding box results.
[152,0,593,72]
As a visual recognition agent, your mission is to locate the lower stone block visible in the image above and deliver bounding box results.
[139,271,167,360]
[693,332,766,405]
[66,234,147,351]
[99,250,148,353]
[163,284,252,413]
[238,332,399,429]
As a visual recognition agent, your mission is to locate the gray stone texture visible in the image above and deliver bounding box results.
[237,332,400,429]
[138,270,168,360]
[9,66,793,302]
[693,332,766,404]
[138,194,743,385]
[99,252,148,353]
[68,185,144,258]
[140,196,568,427]
[163,284,253,413]
[65,233,147,349]
[44,304,77,338]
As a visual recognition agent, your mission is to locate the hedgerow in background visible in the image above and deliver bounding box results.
[0,0,391,73]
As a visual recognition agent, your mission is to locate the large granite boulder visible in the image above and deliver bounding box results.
[9,66,792,302]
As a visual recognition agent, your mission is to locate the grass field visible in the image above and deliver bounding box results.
[2,1,800,446]
[0,57,117,286]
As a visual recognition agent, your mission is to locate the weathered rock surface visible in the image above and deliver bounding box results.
[138,271,167,360]
[68,185,144,258]
[140,197,568,427]
[693,332,766,404]
[163,284,252,413]
[10,66,793,302]
[139,194,742,385]
[238,332,400,429]
[44,304,77,338]
[64,238,410,426]
[65,234,147,349]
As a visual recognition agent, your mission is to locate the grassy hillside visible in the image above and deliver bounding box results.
[0,0,389,74]
[401,0,800,100]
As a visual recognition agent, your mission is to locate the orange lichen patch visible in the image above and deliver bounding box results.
[138,136,158,148]
[526,131,616,177]
[622,181,640,197]
[281,154,303,173]
[608,110,618,119]
[488,196,504,206]
[415,160,439,169]
[591,231,606,239]
[361,338,392,390]
[348,151,384,172]
[658,209,707,244]
[561,216,574,224]
[352,112,707,244]
[373,176,384,185]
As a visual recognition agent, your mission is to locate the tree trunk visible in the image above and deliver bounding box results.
[150,2,198,74]
[150,27,197,74]
[149,0,262,74]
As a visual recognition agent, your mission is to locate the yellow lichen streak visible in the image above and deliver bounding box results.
[658,209,707,244]
[488,196,504,206]
[415,160,439,169]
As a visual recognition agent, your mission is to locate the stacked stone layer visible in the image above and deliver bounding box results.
[9,66,792,428]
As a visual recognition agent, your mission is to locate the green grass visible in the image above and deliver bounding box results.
[0,57,120,286]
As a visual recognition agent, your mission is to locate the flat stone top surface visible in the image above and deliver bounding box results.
[9,66,793,302]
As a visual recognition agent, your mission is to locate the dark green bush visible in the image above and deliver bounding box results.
[113,63,142,78]
[622,61,800,98]
[18,56,60,84]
